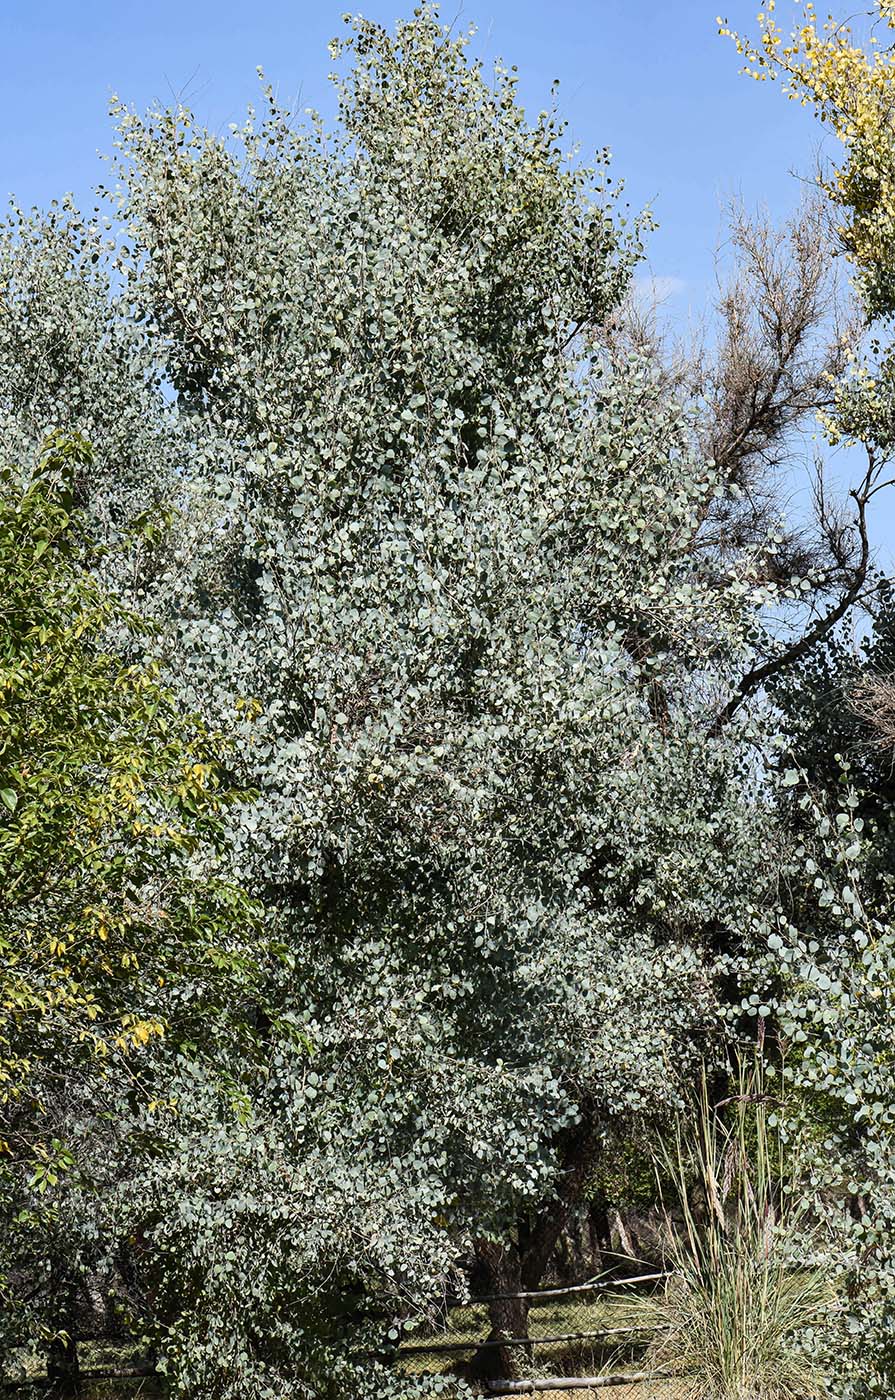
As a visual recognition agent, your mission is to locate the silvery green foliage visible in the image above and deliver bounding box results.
[0,202,177,535]
[0,10,778,1396]
[744,777,895,1400]
[751,614,895,1398]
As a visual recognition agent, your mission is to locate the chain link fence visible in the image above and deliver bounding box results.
[393,1272,688,1397]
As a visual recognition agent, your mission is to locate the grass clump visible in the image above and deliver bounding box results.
[619,1061,836,1400]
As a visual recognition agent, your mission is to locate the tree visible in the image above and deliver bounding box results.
[756,584,895,1400]
[721,1,895,454]
[0,432,258,1382]
[741,772,895,1400]
[0,9,852,1397]
[719,8,895,1393]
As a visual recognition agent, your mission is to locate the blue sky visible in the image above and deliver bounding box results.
[3,0,891,563]
[4,0,820,302]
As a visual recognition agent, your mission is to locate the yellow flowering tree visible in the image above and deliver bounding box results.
[720,2,895,449]
[721,2,895,303]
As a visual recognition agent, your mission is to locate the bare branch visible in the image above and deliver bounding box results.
[694,197,864,583]
[715,446,881,728]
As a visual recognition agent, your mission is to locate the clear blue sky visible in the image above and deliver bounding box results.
[3,0,892,564]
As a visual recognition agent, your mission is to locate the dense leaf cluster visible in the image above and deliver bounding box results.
[2,7,894,1398]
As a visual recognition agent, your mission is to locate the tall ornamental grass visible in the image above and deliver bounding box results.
[620,1064,836,1400]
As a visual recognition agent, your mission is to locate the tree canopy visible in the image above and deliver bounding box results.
[2,7,895,1399]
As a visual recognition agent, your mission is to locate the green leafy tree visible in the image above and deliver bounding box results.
[741,774,895,1399]
[744,581,895,1400]
[0,432,258,1379]
[718,11,895,1393]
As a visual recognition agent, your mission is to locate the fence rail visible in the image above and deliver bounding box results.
[395,1268,672,1394]
[462,1271,669,1305]
[489,1371,679,1395]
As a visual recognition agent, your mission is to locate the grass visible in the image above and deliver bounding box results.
[397,1292,652,1381]
[399,1064,837,1400]
[614,1064,837,1400]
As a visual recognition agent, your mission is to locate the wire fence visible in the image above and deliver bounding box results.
[393,1271,686,1397]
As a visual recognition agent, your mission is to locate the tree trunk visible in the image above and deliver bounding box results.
[519,1106,598,1291]
[468,1107,599,1382]
[46,1324,79,1395]
[468,1237,531,1382]
[47,1262,80,1396]
[588,1192,613,1275]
